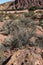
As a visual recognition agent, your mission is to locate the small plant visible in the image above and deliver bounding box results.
[29,6,38,11]
[40,20,43,27]
[24,12,30,17]
[8,13,17,20]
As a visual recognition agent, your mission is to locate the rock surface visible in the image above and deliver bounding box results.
[6,46,43,65]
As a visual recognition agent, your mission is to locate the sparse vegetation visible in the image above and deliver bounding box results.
[29,6,38,11]
[0,0,43,65]
[0,9,43,65]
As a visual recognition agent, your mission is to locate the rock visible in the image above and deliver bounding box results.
[6,46,43,65]
[34,28,43,38]
[29,36,38,46]
[0,34,7,43]
[33,19,40,25]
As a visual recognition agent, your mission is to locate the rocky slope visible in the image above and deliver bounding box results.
[0,1,12,10]
[0,0,43,10]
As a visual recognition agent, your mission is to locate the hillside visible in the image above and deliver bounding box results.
[0,1,15,10]
[0,0,43,10]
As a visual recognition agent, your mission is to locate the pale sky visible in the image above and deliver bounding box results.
[0,0,11,4]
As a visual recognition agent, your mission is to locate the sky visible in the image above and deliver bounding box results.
[0,0,11,4]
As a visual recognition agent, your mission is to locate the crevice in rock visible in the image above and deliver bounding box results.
[21,62,24,65]
[41,52,43,59]
[2,55,12,65]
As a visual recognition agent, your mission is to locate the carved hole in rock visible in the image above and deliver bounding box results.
[21,62,24,65]
[15,0,18,5]
[25,54,28,58]
[0,57,1,59]
[39,1,41,5]
[2,56,11,65]
[41,52,43,59]
[37,64,39,65]
[11,64,13,65]
[24,59,27,63]
[29,43,33,47]
[35,48,36,50]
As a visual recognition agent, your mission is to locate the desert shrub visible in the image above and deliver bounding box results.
[39,20,43,28]
[0,12,4,15]
[2,16,43,49]
[0,20,12,35]
[24,12,30,17]
[29,11,35,16]
[0,12,4,21]
[24,11,35,18]
[40,20,43,24]
[7,13,17,20]
[35,38,43,48]
[2,18,35,49]
[29,6,38,11]
[24,11,36,19]
[0,44,6,65]
[0,12,9,22]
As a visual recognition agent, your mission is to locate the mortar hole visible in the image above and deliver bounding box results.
[11,64,13,65]
[24,59,27,63]
[41,52,43,59]
[21,62,24,65]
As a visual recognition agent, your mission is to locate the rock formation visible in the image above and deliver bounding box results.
[14,0,43,9]
[0,0,43,10]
